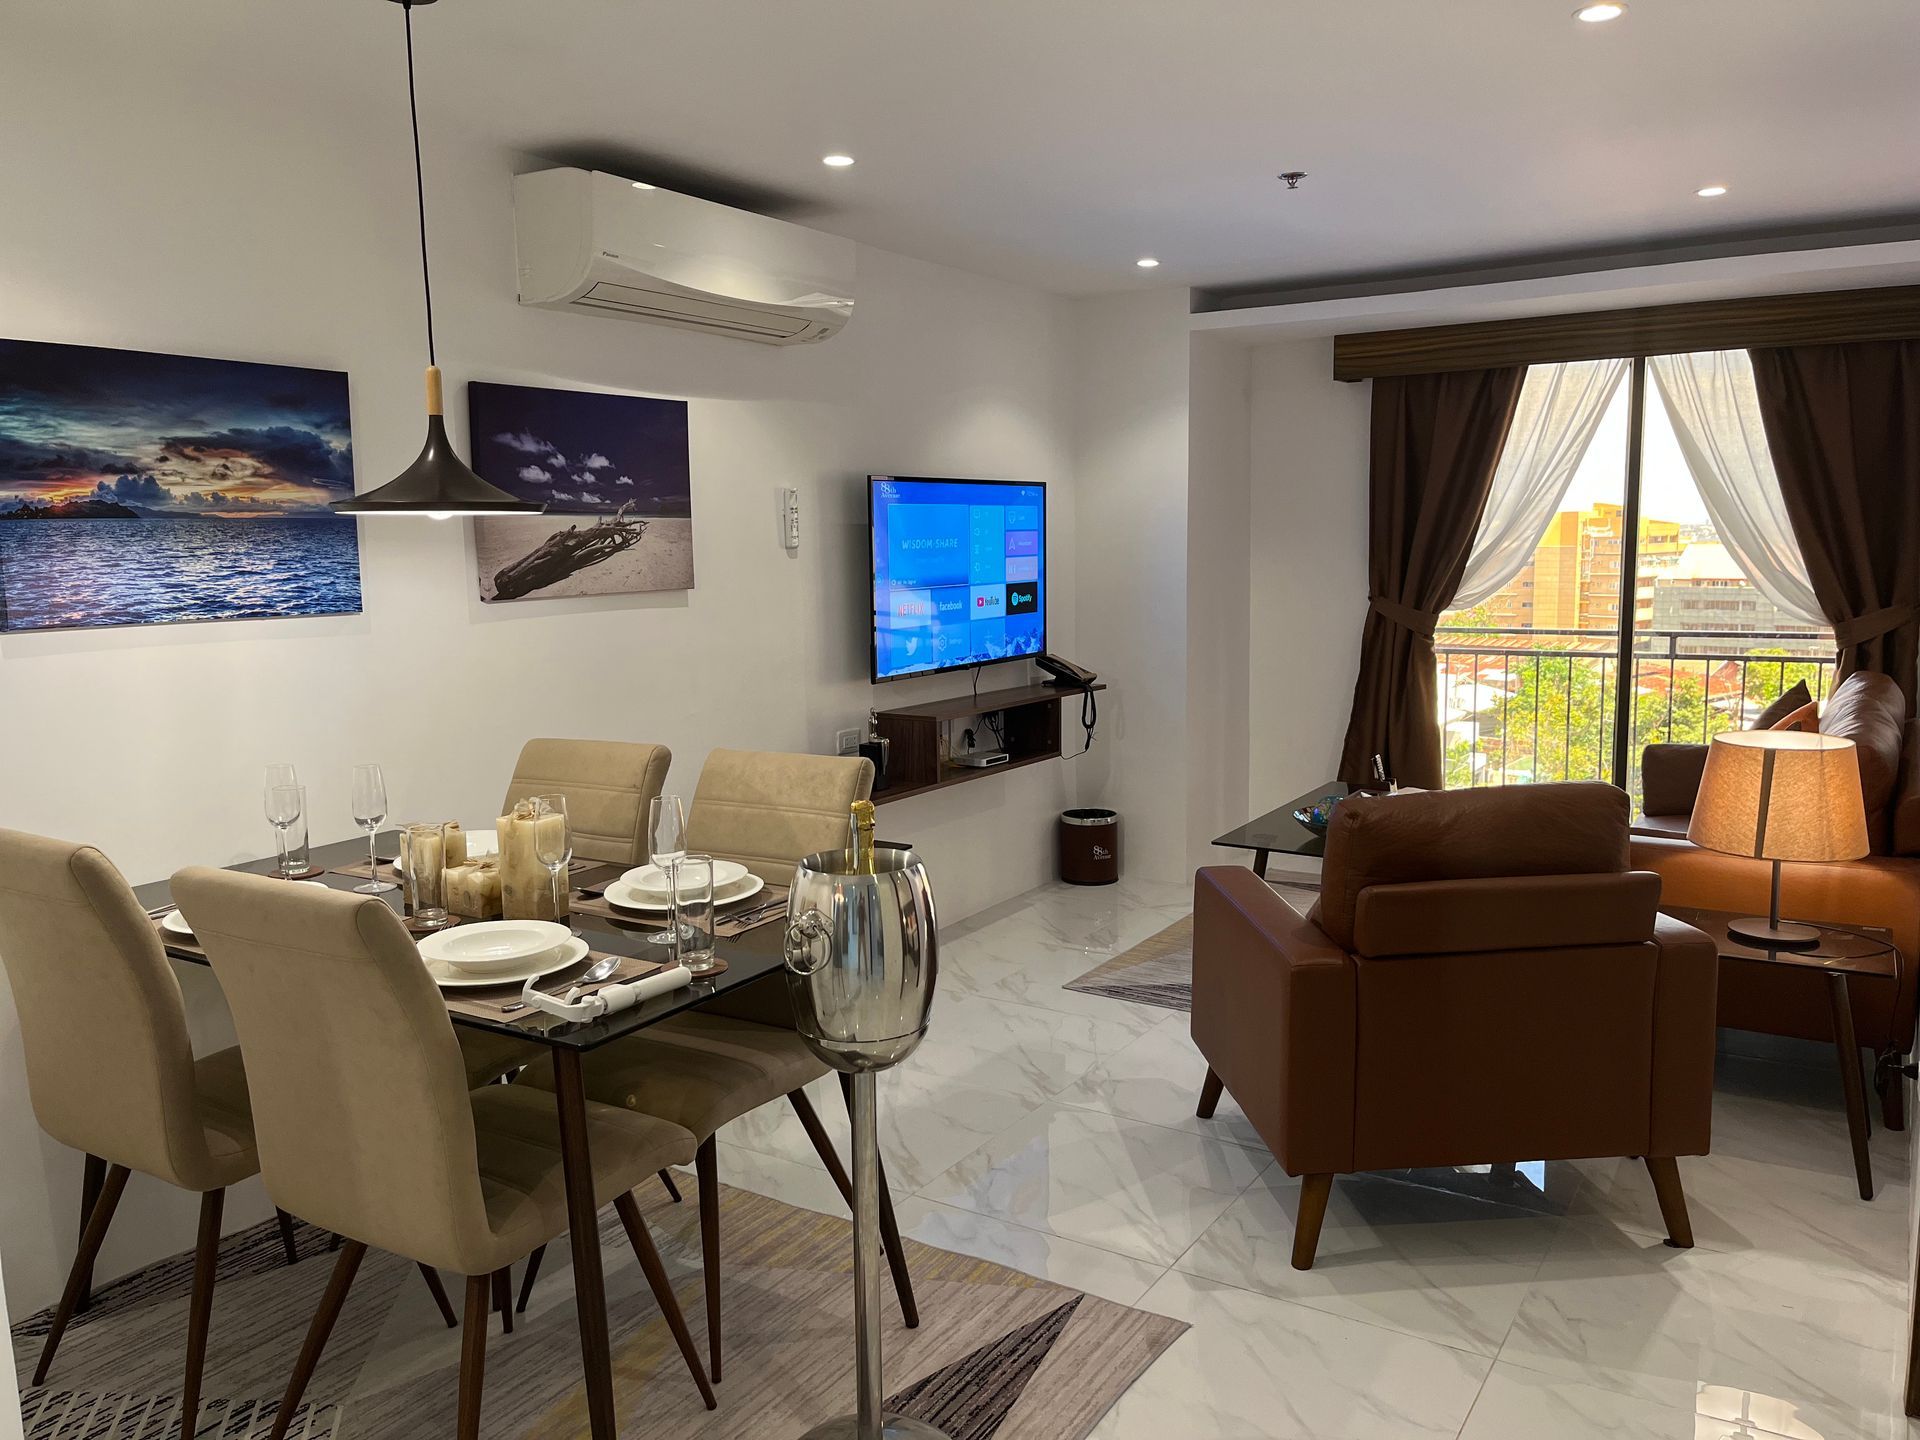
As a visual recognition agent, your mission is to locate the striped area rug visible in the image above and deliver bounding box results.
[1063,880,1318,1013]
[12,1181,1183,1440]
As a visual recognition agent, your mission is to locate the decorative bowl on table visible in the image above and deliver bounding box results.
[1291,794,1346,834]
[417,919,570,974]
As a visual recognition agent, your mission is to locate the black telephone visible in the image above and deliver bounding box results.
[1036,654,1098,689]
[1036,655,1100,753]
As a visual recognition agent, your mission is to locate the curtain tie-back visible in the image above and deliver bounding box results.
[1368,595,1440,640]
[1832,604,1920,649]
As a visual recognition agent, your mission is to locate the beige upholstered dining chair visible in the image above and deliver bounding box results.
[0,829,353,1439]
[171,867,715,1435]
[518,748,919,1383]
[501,737,671,865]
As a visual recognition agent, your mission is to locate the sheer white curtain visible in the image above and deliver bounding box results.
[1452,357,1629,609]
[1647,349,1824,625]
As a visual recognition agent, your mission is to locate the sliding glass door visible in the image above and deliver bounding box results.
[1438,352,1832,808]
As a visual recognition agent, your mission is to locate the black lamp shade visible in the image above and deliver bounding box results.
[332,367,544,517]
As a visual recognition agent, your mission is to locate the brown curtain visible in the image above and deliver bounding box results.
[1750,340,1920,715]
[1337,366,1526,790]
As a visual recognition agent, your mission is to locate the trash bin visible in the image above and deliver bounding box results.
[1058,808,1120,886]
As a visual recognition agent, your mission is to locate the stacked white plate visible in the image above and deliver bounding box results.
[416,919,585,988]
[605,860,762,914]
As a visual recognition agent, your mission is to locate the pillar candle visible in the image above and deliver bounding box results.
[499,801,568,921]
[444,856,503,920]
[444,821,469,868]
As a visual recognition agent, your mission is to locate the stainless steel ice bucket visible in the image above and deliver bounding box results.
[782,845,938,1073]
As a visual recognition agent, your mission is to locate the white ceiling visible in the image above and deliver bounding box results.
[25,0,1920,298]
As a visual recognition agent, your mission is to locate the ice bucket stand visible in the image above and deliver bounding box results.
[784,845,950,1440]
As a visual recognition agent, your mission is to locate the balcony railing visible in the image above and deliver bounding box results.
[1435,626,1836,795]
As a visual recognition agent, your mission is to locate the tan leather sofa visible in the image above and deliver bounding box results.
[1191,783,1717,1270]
[1632,671,1920,1124]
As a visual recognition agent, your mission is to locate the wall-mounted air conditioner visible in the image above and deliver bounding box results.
[512,167,855,345]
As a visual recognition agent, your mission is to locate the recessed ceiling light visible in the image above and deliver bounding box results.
[630,181,655,190]
[1136,257,1161,269]
[1573,2,1626,21]
[1696,184,1729,197]
[822,154,855,168]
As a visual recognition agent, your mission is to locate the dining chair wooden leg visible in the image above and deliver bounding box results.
[75,1153,107,1315]
[491,1268,514,1335]
[457,1274,490,1440]
[696,1136,722,1382]
[831,1074,920,1329]
[35,1163,129,1384]
[179,1188,224,1440]
[418,1264,458,1329]
[274,1209,301,1267]
[267,1239,366,1440]
[515,1246,545,1314]
[327,1231,341,1253]
[614,1193,717,1411]
[1291,1173,1334,1271]
[658,1168,683,1203]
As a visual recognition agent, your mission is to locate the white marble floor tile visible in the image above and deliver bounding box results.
[1459,1361,1796,1439]
[918,1103,1270,1265]
[1176,1167,1562,1356]
[717,1066,1040,1194]
[904,992,1149,1104]
[1569,1146,1912,1281]
[1086,1271,1491,1440]
[938,929,1170,1030]
[889,1197,1166,1307]
[1499,1220,1911,1440]
[1056,1013,1267,1150]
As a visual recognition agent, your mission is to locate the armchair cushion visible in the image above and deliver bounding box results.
[1641,743,1709,818]
[1821,671,1905,846]
[1312,783,1630,951]
[1751,679,1813,730]
[1352,872,1660,958]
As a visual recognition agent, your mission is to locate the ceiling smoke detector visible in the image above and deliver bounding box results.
[1278,171,1308,190]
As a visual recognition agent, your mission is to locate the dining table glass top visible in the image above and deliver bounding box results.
[135,832,789,1052]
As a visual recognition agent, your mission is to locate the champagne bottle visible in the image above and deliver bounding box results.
[849,799,877,874]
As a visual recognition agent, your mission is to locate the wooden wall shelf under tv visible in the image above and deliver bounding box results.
[870,681,1105,806]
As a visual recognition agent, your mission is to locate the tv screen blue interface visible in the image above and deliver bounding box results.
[870,476,1045,681]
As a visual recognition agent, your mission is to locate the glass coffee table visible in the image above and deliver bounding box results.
[1213,780,1359,877]
[1667,906,1898,1202]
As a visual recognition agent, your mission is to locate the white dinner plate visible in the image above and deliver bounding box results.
[419,919,571,973]
[397,827,499,875]
[619,860,750,899]
[604,873,765,915]
[161,909,194,937]
[423,934,588,989]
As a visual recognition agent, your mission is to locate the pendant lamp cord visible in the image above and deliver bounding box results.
[402,1,436,368]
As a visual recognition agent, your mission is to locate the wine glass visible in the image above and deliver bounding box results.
[532,795,572,928]
[264,784,306,878]
[350,764,395,894]
[647,794,688,946]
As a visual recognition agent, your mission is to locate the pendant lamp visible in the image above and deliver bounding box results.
[333,0,542,517]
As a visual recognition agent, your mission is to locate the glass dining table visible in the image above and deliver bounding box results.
[136,833,788,1440]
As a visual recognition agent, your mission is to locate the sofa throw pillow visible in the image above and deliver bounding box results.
[1750,680,1812,731]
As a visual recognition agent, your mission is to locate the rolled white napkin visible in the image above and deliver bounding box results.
[518,964,693,1022]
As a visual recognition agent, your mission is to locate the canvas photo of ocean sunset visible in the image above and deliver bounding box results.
[0,338,360,632]
[468,380,692,603]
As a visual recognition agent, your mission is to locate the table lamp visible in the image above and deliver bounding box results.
[1686,730,1869,949]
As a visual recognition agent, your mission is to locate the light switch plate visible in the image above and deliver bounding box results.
[835,728,862,756]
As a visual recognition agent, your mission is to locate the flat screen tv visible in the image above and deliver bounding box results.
[869,475,1046,683]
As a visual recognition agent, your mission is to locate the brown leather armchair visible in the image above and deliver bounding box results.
[1192,782,1718,1270]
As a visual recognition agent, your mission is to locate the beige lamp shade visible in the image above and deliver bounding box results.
[1686,730,1870,863]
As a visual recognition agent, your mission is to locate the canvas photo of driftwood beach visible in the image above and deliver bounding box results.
[467,380,692,603]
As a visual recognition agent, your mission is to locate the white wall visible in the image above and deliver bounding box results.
[1068,289,1195,880]
[1246,339,1372,862]
[0,37,1084,1314]
[1186,336,1252,866]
